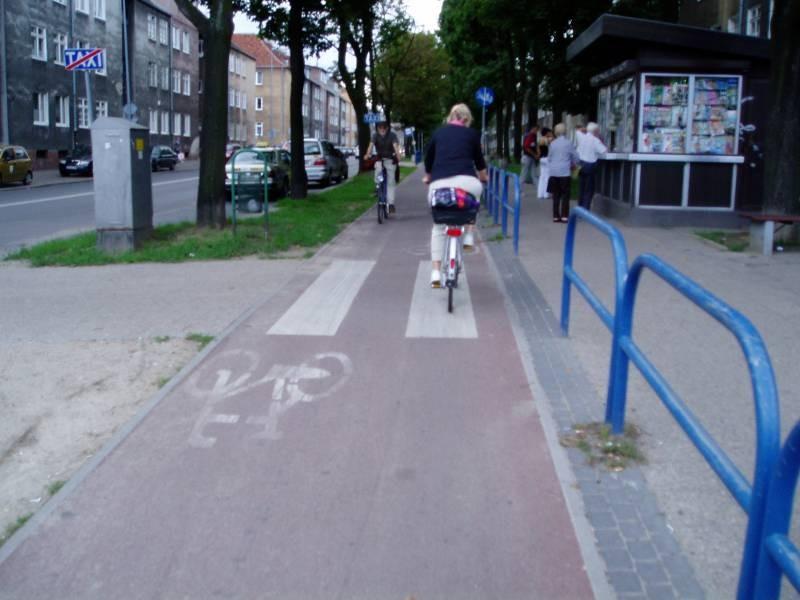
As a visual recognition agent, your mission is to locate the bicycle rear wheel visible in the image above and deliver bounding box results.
[377,201,383,224]
[448,286,454,313]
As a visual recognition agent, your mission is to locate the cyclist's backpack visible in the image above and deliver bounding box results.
[430,187,480,225]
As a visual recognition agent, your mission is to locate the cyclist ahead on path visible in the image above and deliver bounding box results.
[423,103,488,288]
[364,121,402,214]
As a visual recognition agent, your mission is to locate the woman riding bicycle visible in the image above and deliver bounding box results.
[364,120,402,213]
[423,103,488,288]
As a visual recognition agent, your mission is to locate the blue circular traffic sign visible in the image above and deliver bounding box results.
[475,87,494,107]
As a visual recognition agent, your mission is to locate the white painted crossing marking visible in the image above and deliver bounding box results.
[268,260,375,336]
[406,261,478,339]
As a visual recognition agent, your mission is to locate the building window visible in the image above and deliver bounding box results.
[148,62,157,87]
[198,38,204,57]
[182,31,190,54]
[31,26,47,61]
[229,54,234,73]
[159,19,169,45]
[55,95,70,127]
[93,0,105,20]
[183,114,191,137]
[182,73,191,96]
[301,103,308,117]
[77,97,88,128]
[147,15,157,41]
[54,33,68,64]
[149,109,158,133]
[241,92,247,110]
[255,122,263,137]
[32,92,49,125]
[95,100,107,119]
[53,0,67,5]
[75,0,89,14]
[255,97,263,111]
[96,50,106,76]
[172,26,181,50]
[161,66,169,91]
[161,111,169,135]
[174,113,181,136]
[255,71,263,86]
[235,55,242,75]
[746,5,762,37]
[173,69,181,93]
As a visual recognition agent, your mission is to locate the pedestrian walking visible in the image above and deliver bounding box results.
[537,127,554,200]
[520,125,540,185]
[546,123,579,223]
[576,122,607,210]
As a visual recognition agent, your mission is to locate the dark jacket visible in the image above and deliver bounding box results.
[424,124,487,182]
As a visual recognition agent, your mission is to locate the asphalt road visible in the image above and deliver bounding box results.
[0,168,198,256]
[0,156,360,256]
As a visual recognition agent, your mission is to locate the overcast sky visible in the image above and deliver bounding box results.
[233,0,443,68]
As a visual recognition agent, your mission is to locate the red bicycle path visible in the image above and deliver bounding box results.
[0,169,597,599]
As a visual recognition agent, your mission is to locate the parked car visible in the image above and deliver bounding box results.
[225,147,291,212]
[304,139,348,187]
[0,145,33,186]
[151,145,178,171]
[336,145,355,158]
[225,143,242,161]
[59,146,93,177]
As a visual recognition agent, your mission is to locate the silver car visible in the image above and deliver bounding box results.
[304,139,348,186]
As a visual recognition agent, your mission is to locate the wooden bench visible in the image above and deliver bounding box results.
[738,212,800,256]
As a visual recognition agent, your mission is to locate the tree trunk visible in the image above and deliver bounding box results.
[763,0,800,214]
[503,95,512,162]
[288,2,308,199]
[337,10,373,170]
[494,102,504,160]
[195,2,233,228]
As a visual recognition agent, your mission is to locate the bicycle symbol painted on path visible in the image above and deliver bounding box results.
[186,351,353,447]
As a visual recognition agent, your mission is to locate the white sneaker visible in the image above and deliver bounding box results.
[431,269,441,288]
[463,231,475,250]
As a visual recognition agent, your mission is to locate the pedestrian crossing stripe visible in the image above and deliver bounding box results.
[405,261,478,338]
[268,260,375,336]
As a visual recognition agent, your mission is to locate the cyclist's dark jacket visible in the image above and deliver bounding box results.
[372,131,398,159]
[424,124,487,181]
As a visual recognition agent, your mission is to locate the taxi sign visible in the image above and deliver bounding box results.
[64,48,105,71]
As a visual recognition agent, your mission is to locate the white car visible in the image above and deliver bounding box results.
[303,139,348,186]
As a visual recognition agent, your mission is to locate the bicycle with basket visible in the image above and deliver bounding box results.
[430,187,480,313]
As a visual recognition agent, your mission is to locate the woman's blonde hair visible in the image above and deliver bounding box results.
[447,103,473,127]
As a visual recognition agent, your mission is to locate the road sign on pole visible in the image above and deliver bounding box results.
[64,48,105,72]
[475,87,494,107]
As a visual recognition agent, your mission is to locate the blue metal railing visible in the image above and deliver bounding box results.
[605,253,781,600]
[754,419,800,597]
[485,165,521,255]
[560,206,629,335]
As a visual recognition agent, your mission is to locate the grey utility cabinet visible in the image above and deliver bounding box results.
[90,117,153,253]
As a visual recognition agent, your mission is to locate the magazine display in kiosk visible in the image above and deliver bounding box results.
[639,73,741,156]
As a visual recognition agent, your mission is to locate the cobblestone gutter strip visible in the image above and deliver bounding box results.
[485,232,706,600]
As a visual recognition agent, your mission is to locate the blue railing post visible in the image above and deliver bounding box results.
[754,419,800,597]
[604,253,781,599]
[560,207,629,336]
[512,174,521,255]
[501,172,509,237]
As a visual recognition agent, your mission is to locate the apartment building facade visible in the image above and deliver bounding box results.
[1,0,124,162]
[226,42,255,146]
[0,0,201,166]
[233,34,357,147]
[680,0,775,37]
